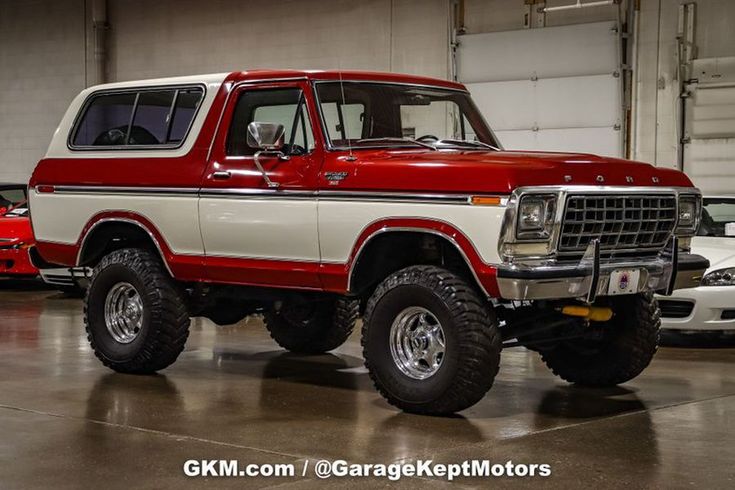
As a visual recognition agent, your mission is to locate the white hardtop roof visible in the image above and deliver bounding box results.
[85,72,229,92]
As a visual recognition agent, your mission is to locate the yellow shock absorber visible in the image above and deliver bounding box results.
[561,305,614,322]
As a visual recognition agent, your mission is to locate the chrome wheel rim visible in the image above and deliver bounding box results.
[389,306,446,380]
[104,282,143,344]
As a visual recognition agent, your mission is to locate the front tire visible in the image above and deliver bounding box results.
[540,292,660,387]
[85,248,190,374]
[362,266,501,415]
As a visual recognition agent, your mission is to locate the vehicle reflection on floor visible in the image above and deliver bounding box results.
[1,286,734,488]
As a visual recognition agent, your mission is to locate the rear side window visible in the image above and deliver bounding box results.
[71,86,204,148]
[169,89,203,144]
[73,93,136,146]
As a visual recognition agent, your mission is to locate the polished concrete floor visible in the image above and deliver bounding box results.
[1,279,734,489]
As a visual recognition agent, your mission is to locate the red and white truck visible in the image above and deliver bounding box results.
[29,70,708,414]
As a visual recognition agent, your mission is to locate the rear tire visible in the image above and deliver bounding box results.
[540,292,660,387]
[362,265,501,415]
[85,248,190,374]
[264,297,359,354]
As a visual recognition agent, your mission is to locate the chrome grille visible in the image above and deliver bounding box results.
[559,194,677,254]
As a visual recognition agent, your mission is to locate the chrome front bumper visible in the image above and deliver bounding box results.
[496,239,709,301]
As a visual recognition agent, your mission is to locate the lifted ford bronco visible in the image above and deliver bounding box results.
[30,70,708,415]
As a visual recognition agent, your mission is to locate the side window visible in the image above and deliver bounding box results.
[73,93,136,146]
[169,89,203,144]
[129,91,175,145]
[226,88,315,157]
[71,87,203,148]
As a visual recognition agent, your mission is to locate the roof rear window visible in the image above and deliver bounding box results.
[70,86,204,149]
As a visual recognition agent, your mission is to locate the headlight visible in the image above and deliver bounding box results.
[516,195,556,240]
[676,195,700,235]
[701,267,735,287]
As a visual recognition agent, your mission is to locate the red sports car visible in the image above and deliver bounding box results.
[0,184,37,277]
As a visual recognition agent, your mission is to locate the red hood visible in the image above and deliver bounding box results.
[0,215,34,244]
[337,150,694,194]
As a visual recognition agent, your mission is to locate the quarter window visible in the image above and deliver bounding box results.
[71,87,203,148]
[169,89,204,144]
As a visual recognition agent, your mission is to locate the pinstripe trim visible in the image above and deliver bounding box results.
[41,186,505,205]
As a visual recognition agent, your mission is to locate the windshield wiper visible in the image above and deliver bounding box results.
[355,137,437,150]
[435,139,501,151]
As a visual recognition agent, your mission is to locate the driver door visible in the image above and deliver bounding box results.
[200,81,324,288]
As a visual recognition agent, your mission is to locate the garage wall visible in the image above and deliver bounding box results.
[106,0,449,81]
[457,1,627,157]
[634,0,735,194]
[457,21,623,157]
[463,0,619,32]
[0,0,449,183]
[1,0,734,187]
[0,0,87,185]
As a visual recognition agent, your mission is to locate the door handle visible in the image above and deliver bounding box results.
[212,171,232,180]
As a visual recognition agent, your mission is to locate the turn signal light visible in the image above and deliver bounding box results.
[470,196,503,206]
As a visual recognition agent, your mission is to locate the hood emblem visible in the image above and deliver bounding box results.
[596,175,605,183]
[564,175,572,183]
[626,176,634,183]
[652,176,660,183]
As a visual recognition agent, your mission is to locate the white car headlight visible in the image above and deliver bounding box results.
[701,267,735,287]
[516,195,556,240]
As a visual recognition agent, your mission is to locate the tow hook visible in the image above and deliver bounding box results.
[560,305,613,322]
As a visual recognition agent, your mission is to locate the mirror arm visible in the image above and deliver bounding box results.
[254,150,281,188]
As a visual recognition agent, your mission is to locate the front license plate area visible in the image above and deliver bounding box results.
[607,269,641,296]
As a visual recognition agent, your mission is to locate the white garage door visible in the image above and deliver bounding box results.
[457,21,623,157]
[684,57,735,195]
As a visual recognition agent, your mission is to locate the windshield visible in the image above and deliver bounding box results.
[0,187,26,216]
[315,82,500,150]
[698,198,735,237]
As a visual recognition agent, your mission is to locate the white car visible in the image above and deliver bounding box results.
[659,196,735,339]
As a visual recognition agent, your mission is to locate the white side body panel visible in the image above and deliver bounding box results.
[199,198,320,261]
[30,191,203,255]
[318,200,505,265]
[32,188,505,268]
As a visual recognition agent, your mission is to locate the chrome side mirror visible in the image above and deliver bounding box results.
[247,122,285,151]
[246,122,285,188]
